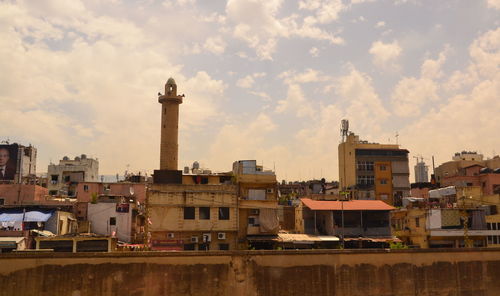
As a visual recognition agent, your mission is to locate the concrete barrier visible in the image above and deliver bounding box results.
[1,248,500,295]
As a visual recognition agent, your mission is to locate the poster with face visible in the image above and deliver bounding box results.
[0,144,18,181]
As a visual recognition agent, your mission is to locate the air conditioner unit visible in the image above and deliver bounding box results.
[267,188,274,193]
[191,236,199,243]
[250,209,260,215]
[167,233,175,239]
[217,232,226,240]
[202,233,211,242]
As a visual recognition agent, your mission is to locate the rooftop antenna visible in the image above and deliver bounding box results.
[395,132,399,145]
[340,119,349,143]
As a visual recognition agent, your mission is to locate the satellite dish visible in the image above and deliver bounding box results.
[129,187,135,196]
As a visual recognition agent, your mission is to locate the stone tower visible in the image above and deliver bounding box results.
[158,77,183,171]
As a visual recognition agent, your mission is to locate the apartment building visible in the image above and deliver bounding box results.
[338,132,410,205]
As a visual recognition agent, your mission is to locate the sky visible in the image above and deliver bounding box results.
[0,0,499,182]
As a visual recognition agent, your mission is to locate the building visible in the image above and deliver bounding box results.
[298,198,397,248]
[87,196,145,244]
[233,160,279,249]
[392,206,493,248]
[414,158,429,183]
[434,152,500,184]
[0,143,37,184]
[0,207,76,252]
[149,180,238,251]
[438,164,500,196]
[0,184,48,206]
[338,132,410,205]
[35,235,116,252]
[148,79,240,251]
[47,154,99,196]
[392,185,500,248]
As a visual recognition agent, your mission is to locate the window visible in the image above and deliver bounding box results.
[494,223,498,230]
[219,243,229,250]
[109,217,116,226]
[487,223,491,230]
[357,161,374,171]
[83,185,89,192]
[199,207,210,220]
[184,244,196,251]
[184,207,195,220]
[64,176,70,182]
[0,198,4,205]
[494,236,499,244]
[380,179,388,185]
[248,217,259,226]
[357,176,374,185]
[49,190,58,196]
[51,175,58,184]
[199,243,210,251]
[379,165,387,171]
[218,207,230,220]
[415,218,420,228]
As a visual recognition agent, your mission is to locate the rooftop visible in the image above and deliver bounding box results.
[301,198,395,211]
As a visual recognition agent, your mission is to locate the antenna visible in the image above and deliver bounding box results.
[395,132,399,145]
[340,119,349,142]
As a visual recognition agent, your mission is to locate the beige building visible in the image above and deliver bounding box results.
[233,160,279,249]
[149,181,238,251]
[339,132,410,205]
[149,79,279,250]
[47,154,99,196]
[435,152,500,184]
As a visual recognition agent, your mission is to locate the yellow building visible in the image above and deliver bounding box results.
[339,132,410,205]
[392,208,428,248]
[233,160,279,249]
[149,181,238,251]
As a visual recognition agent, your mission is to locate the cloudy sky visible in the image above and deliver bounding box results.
[1,0,499,182]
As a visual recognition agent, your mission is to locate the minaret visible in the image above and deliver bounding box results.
[158,77,183,171]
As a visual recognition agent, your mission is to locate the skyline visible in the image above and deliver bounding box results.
[1,0,499,182]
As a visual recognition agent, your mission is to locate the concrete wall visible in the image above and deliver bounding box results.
[1,249,500,296]
[88,203,131,242]
[0,184,48,205]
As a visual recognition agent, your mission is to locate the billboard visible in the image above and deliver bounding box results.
[0,144,19,181]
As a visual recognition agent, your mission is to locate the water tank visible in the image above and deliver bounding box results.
[63,156,69,161]
[75,156,80,161]
[192,161,200,170]
[81,154,87,159]
[183,166,190,174]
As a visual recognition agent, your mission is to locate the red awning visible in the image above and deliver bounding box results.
[301,198,395,211]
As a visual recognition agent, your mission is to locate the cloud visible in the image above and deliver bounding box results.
[203,36,226,54]
[0,1,228,175]
[390,48,448,117]
[236,75,255,88]
[375,21,385,28]
[400,29,500,176]
[226,0,343,60]
[333,67,389,135]
[236,72,266,88]
[369,40,402,69]
[487,0,500,10]
[299,0,345,24]
[205,113,277,169]
[309,47,319,57]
